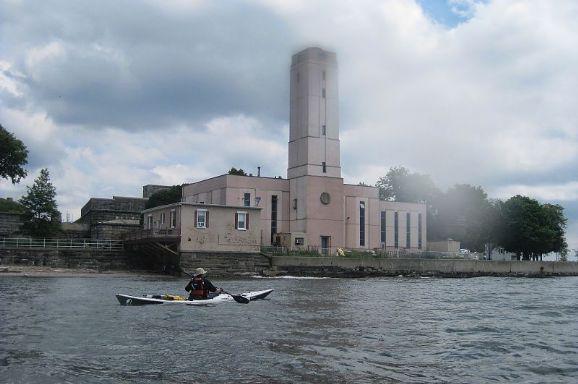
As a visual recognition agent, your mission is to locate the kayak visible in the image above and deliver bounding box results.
[116,289,273,306]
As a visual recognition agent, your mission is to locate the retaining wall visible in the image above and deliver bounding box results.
[271,256,578,277]
[0,248,128,270]
[180,251,271,277]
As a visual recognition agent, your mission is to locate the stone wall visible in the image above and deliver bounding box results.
[0,248,128,270]
[180,251,271,277]
[271,256,578,277]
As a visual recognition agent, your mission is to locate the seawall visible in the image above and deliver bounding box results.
[0,248,128,270]
[270,256,578,277]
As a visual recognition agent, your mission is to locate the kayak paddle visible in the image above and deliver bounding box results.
[180,270,250,304]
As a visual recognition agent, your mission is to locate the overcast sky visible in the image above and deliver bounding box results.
[1,0,577,250]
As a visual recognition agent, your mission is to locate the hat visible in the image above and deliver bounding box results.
[194,267,207,276]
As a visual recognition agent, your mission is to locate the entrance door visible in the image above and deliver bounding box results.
[320,236,330,256]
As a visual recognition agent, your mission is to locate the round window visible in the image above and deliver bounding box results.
[320,192,330,205]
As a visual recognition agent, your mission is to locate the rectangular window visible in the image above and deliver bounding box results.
[271,195,278,243]
[322,162,327,173]
[394,212,399,248]
[243,193,251,207]
[236,212,248,230]
[322,70,326,80]
[196,209,207,228]
[418,213,423,249]
[146,215,153,230]
[160,212,165,225]
[380,211,386,246]
[406,212,411,249]
[293,198,297,210]
[359,201,366,247]
[170,209,176,229]
[322,125,326,135]
[322,88,326,98]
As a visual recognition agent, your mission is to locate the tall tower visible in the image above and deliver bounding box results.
[287,47,344,250]
[288,47,340,179]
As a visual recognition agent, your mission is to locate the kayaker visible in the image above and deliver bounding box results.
[185,268,223,300]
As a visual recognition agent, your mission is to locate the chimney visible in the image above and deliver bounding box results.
[257,166,261,177]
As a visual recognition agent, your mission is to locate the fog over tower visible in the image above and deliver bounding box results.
[287,47,341,179]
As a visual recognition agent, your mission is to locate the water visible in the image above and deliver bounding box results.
[1,275,577,383]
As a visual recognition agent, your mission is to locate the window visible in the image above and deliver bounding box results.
[380,211,386,246]
[406,212,411,249]
[418,213,423,249]
[359,201,366,247]
[146,215,153,230]
[170,209,176,228]
[271,195,278,243]
[196,209,208,228]
[322,88,326,98]
[322,162,327,173]
[235,212,248,230]
[295,237,304,245]
[322,125,326,135]
[160,212,166,225]
[293,198,297,210]
[394,212,399,248]
[243,193,251,207]
[322,70,326,80]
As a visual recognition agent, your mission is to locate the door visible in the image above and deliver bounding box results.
[320,236,330,256]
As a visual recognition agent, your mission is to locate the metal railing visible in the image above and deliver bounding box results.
[0,237,124,251]
[261,245,471,259]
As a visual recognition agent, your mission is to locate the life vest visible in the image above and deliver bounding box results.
[190,276,208,299]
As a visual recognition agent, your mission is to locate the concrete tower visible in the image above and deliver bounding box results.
[288,47,341,179]
[288,47,344,251]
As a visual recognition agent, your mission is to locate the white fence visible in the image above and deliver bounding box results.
[0,237,124,251]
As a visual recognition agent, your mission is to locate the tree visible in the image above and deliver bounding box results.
[497,196,567,260]
[145,185,183,209]
[19,168,61,237]
[0,197,25,213]
[376,166,439,203]
[433,184,494,252]
[228,167,248,176]
[0,124,28,184]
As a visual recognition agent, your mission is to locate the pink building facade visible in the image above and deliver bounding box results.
[163,47,427,254]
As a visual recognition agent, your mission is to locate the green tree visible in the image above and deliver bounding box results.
[376,166,439,203]
[498,196,567,260]
[19,168,61,237]
[0,124,28,183]
[228,167,248,176]
[145,185,183,209]
[0,197,25,213]
[433,184,493,252]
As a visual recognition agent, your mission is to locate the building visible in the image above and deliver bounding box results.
[77,196,147,239]
[143,47,426,255]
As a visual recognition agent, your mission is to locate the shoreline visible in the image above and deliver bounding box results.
[0,265,172,278]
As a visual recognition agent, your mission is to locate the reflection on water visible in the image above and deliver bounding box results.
[1,276,578,383]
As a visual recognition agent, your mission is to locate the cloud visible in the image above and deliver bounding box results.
[1,0,577,248]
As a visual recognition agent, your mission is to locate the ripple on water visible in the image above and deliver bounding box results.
[1,276,578,383]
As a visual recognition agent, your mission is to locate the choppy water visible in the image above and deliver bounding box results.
[1,275,577,383]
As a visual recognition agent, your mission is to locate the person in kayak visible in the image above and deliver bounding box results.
[185,268,223,300]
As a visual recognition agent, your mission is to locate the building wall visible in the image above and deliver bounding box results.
[0,212,23,236]
[183,175,289,246]
[179,204,261,253]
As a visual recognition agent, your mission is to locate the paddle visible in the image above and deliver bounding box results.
[180,270,250,304]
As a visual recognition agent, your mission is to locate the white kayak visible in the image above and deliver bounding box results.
[116,289,273,306]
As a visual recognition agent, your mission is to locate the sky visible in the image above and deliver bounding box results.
[0,0,577,251]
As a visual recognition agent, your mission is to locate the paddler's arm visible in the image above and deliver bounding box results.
[204,278,222,293]
[184,279,193,292]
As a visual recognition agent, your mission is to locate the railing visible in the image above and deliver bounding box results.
[123,228,180,241]
[0,237,124,251]
[261,245,471,260]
